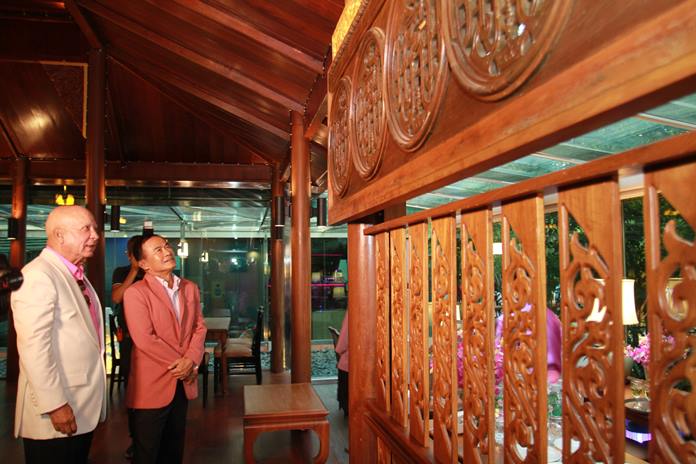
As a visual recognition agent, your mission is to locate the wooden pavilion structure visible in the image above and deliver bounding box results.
[0,0,341,388]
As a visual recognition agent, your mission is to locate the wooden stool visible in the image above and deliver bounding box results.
[243,383,330,463]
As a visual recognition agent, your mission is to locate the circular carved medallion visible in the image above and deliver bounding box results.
[385,0,448,152]
[329,76,352,197]
[351,27,387,180]
[441,0,572,100]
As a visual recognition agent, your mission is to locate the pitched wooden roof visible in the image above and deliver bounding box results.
[0,0,339,189]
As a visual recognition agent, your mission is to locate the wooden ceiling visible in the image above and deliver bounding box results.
[0,0,340,189]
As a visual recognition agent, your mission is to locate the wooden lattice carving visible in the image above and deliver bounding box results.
[390,228,408,427]
[431,217,458,464]
[440,0,572,100]
[376,232,391,412]
[502,196,547,463]
[351,27,387,180]
[385,0,448,152]
[329,76,352,197]
[645,160,696,462]
[559,180,625,463]
[461,209,494,462]
[408,222,430,445]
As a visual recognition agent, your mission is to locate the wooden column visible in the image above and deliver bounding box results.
[290,110,311,383]
[270,167,286,373]
[348,223,377,463]
[7,156,28,381]
[85,48,106,304]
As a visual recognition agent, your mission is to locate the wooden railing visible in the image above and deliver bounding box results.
[359,131,696,463]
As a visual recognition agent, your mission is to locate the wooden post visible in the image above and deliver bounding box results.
[85,48,106,305]
[290,110,311,383]
[271,167,286,373]
[348,223,377,463]
[7,156,28,382]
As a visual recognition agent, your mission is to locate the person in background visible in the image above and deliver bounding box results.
[124,235,207,464]
[11,205,106,464]
[111,235,145,460]
[335,311,349,417]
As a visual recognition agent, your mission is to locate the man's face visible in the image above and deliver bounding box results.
[139,236,176,275]
[61,209,99,264]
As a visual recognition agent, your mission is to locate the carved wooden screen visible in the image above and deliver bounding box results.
[376,231,392,464]
[408,222,430,446]
[390,228,408,427]
[501,195,547,463]
[558,178,626,462]
[460,208,494,463]
[431,216,458,464]
[644,158,696,462]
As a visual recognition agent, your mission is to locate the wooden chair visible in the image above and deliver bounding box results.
[217,307,264,385]
[108,313,124,396]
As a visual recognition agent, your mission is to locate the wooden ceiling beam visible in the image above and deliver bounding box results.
[78,0,304,112]
[64,0,102,49]
[0,159,273,184]
[108,55,280,164]
[304,53,329,140]
[108,51,290,141]
[160,0,324,74]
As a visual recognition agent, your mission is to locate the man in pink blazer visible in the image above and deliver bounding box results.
[123,235,207,464]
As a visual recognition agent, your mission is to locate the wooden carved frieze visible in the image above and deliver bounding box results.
[385,0,448,151]
[351,27,387,180]
[431,217,458,464]
[390,228,408,426]
[461,210,494,463]
[440,0,572,100]
[329,76,353,197]
[408,222,430,446]
[645,160,696,462]
[376,232,391,412]
[559,179,625,463]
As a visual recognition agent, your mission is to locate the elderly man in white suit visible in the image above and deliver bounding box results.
[11,205,107,464]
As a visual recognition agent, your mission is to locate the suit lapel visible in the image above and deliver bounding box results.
[40,249,100,348]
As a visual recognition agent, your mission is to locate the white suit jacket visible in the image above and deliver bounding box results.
[11,248,107,439]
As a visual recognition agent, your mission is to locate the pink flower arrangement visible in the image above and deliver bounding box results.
[626,334,650,365]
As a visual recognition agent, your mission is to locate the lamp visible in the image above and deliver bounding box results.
[110,205,121,231]
[622,278,638,325]
[54,185,75,206]
[142,220,154,237]
[7,217,19,240]
[316,197,328,227]
[272,196,285,228]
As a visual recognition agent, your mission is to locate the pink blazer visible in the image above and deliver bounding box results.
[123,274,207,409]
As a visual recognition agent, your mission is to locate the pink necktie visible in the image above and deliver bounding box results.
[77,278,101,346]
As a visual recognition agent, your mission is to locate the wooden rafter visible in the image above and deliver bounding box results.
[108,49,291,141]
[154,0,324,74]
[108,55,285,164]
[78,0,304,112]
[64,0,102,49]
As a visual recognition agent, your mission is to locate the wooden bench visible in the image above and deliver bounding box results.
[243,383,330,463]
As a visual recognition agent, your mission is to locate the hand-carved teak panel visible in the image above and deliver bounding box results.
[644,159,696,463]
[390,228,408,427]
[408,222,430,446]
[329,76,353,197]
[558,179,625,463]
[385,0,448,151]
[501,195,547,464]
[431,216,458,464]
[376,231,392,464]
[351,27,387,180]
[460,209,494,463]
[440,0,572,100]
